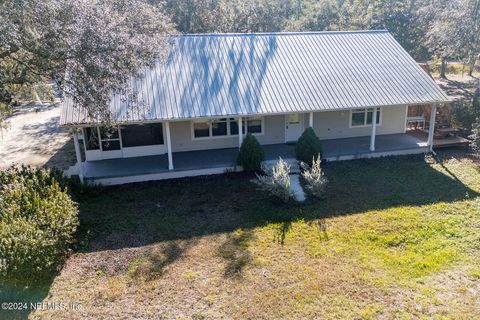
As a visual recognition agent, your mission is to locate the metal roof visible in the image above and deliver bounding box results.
[60,30,449,126]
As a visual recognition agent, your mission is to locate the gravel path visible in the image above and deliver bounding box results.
[0,102,75,170]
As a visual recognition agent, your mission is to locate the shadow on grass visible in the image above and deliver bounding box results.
[76,153,478,254]
[6,153,478,314]
[274,219,292,245]
[218,229,255,278]
[0,281,52,320]
[128,239,197,281]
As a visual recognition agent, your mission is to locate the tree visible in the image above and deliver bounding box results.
[157,0,298,33]
[419,0,480,78]
[0,0,171,125]
[465,0,480,76]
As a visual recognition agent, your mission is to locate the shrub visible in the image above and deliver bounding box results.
[237,133,265,171]
[0,166,79,285]
[301,156,328,198]
[470,121,480,152]
[254,158,292,203]
[295,127,322,165]
[451,91,480,133]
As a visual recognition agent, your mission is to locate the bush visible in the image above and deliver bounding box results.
[237,133,265,171]
[295,127,322,165]
[301,156,328,198]
[254,158,292,203]
[0,166,79,285]
[451,90,480,133]
[470,121,480,152]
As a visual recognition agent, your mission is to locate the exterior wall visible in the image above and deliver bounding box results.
[83,106,408,160]
[170,115,285,152]
[170,107,407,152]
[311,106,408,140]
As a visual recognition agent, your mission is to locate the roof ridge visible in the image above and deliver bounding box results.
[173,30,389,37]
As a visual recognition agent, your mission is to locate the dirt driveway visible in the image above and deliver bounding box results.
[0,102,75,170]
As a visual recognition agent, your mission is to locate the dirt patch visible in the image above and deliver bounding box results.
[434,74,479,101]
[0,102,75,170]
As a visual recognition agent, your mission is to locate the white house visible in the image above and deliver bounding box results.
[60,31,449,185]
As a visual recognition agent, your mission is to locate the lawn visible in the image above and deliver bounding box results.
[3,151,480,319]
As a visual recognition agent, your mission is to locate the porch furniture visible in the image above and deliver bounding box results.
[436,127,459,138]
[406,116,425,130]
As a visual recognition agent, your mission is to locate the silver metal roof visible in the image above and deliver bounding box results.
[60,30,449,126]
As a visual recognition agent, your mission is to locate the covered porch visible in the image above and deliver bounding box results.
[322,133,428,161]
[78,133,427,185]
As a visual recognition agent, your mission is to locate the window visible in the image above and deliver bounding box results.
[212,118,228,136]
[84,127,100,150]
[286,114,300,124]
[246,117,263,133]
[192,117,263,139]
[121,123,164,147]
[193,120,210,137]
[350,108,381,127]
[230,118,239,135]
[99,127,121,151]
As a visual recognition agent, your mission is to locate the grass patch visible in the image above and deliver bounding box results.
[8,151,480,319]
[430,61,480,76]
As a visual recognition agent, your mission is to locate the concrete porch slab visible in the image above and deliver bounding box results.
[77,133,428,184]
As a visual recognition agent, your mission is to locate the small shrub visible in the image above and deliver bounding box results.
[301,156,328,198]
[0,166,79,285]
[451,91,480,133]
[470,121,480,152]
[237,133,265,171]
[254,158,291,203]
[295,127,322,165]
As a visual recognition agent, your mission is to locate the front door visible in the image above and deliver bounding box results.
[285,113,304,142]
[99,127,123,159]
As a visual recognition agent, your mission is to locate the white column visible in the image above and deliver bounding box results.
[369,108,377,151]
[165,121,174,170]
[427,104,437,152]
[72,129,84,183]
[309,112,314,128]
[238,116,243,148]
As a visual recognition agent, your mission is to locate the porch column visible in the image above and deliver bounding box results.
[165,121,174,170]
[309,112,314,128]
[72,129,84,183]
[427,104,437,152]
[369,108,377,151]
[238,116,243,148]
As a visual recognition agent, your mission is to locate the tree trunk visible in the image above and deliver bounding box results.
[440,58,447,79]
[468,53,478,76]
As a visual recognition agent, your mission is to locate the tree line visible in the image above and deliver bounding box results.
[157,0,480,75]
[0,0,479,125]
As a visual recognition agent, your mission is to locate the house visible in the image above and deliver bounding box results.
[60,31,449,185]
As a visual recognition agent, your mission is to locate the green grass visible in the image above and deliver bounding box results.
[429,60,480,76]
[3,151,480,319]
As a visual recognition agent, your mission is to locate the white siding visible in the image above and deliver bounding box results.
[169,106,407,152]
[312,106,407,139]
[170,115,285,152]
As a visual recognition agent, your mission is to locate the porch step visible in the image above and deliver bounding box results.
[261,158,300,173]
